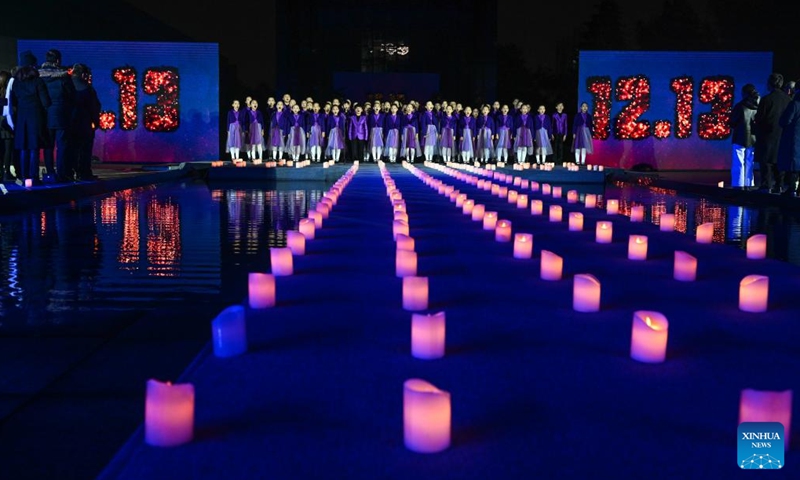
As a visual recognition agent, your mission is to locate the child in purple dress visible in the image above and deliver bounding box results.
[286,103,306,161]
[243,96,253,159]
[476,105,496,163]
[401,104,421,162]
[439,104,458,164]
[305,102,325,162]
[420,101,439,162]
[325,104,346,162]
[268,101,287,160]
[552,102,569,165]
[513,104,534,164]
[534,105,553,164]
[458,106,476,164]
[572,102,594,165]
[383,104,402,162]
[225,99,244,161]
[495,104,514,163]
[247,99,265,161]
[348,104,368,163]
[368,102,385,162]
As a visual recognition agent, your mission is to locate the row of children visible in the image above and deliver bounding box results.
[225,94,595,165]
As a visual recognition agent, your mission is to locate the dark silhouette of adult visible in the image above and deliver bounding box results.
[754,73,792,193]
[777,90,800,196]
[729,84,759,188]
[69,64,101,180]
[39,49,76,182]
[10,65,51,185]
[0,70,15,182]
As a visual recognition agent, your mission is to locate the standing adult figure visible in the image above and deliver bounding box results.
[70,64,101,180]
[729,84,759,188]
[10,65,51,185]
[777,90,800,197]
[754,73,792,193]
[39,49,76,182]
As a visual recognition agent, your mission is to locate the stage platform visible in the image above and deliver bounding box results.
[204,162,351,183]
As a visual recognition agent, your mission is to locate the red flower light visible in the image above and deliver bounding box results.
[614,75,651,140]
[587,76,612,140]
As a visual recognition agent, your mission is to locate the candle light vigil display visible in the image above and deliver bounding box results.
[540,250,563,281]
[606,199,619,215]
[552,186,562,198]
[573,274,601,312]
[568,212,584,232]
[396,250,418,277]
[404,379,451,453]
[627,235,648,260]
[308,211,323,228]
[393,220,410,240]
[549,205,563,223]
[145,379,195,447]
[483,212,498,230]
[270,247,294,276]
[630,205,644,222]
[471,204,486,221]
[530,200,543,216]
[298,218,315,240]
[659,213,675,232]
[584,193,597,208]
[248,273,276,308]
[507,190,518,204]
[495,220,512,242]
[411,312,446,359]
[211,305,247,357]
[286,231,306,255]
[394,211,409,223]
[396,234,416,252]
[513,233,533,259]
[696,222,714,244]
[531,181,540,192]
[630,311,669,363]
[595,221,613,243]
[746,234,767,259]
[516,194,529,209]
[462,199,475,215]
[739,275,769,312]
[403,276,429,311]
[673,251,697,281]
[542,183,552,195]
[739,389,793,448]
[567,190,578,203]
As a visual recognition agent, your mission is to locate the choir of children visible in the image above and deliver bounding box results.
[224,94,595,165]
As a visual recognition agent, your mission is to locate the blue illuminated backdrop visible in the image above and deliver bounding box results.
[18,40,219,164]
[577,51,772,170]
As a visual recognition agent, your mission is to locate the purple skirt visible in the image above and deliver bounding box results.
[440,127,455,150]
[268,126,284,149]
[423,124,438,149]
[249,121,264,147]
[307,125,324,149]
[401,126,421,156]
[384,129,400,153]
[325,127,345,154]
[287,126,306,153]
[226,122,242,152]
[535,128,553,155]
[572,126,594,153]
[476,127,494,153]
[513,127,533,153]
[496,127,512,149]
[369,127,384,149]
[460,128,474,154]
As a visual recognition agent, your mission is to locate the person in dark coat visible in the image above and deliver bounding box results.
[70,64,101,181]
[10,65,51,184]
[754,73,792,193]
[777,91,800,196]
[39,49,76,182]
[729,84,759,188]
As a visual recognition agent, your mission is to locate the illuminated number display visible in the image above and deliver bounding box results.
[697,76,734,140]
[586,76,612,140]
[614,75,651,140]
[99,66,180,133]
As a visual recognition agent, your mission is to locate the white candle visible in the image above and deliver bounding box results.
[673,251,697,281]
[404,379,451,453]
[299,218,316,240]
[630,205,644,222]
[606,199,619,215]
[516,194,529,209]
[25,178,33,188]
[567,190,578,203]
[403,276,429,311]
[739,389,793,449]
[498,186,508,198]
[628,235,648,260]
[308,211,323,228]
[448,190,459,202]
[462,199,475,215]
[145,379,194,447]
[568,212,584,231]
[507,190,518,204]
[549,205,563,223]
[316,201,331,219]
[394,211,409,224]
[595,221,613,244]
[746,234,767,259]
[495,220,512,242]
[248,273,275,308]
[542,184,552,195]
[584,193,597,208]
[471,204,486,221]
[573,274,601,312]
[393,220,410,240]
[411,312,446,359]
[483,211,498,230]
[396,250,418,277]
[739,275,769,312]
[520,179,529,189]
[696,222,714,244]
[211,305,247,357]
[552,186,562,198]
[286,231,306,255]
[513,233,533,259]
[491,184,500,195]
[270,247,293,276]
[540,250,563,281]
[530,200,543,216]
[513,177,521,186]
[530,181,540,192]
[660,213,675,232]
[396,233,415,252]
[630,310,669,363]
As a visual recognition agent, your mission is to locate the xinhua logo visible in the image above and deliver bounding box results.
[738,422,784,469]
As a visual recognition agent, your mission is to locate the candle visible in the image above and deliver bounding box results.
[630,205,644,222]
[396,250,418,277]
[393,220,410,240]
[403,379,451,453]
[520,179,529,189]
[531,181,540,192]
[25,178,33,188]
[530,200,543,216]
[660,213,675,232]
[595,221,613,244]
[455,193,467,207]
[394,211,409,224]
[540,250,563,281]
[568,212,584,231]
[471,204,486,221]
[628,235,648,260]
[513,177,521,186]
[491,184,500,195]
[462,199,475,215]
[411,312,446,359]
[315,202,330,220]
[573,274,601,312]
[513,233,533,259]
[746,234,767,259]
[394,202,407,213]
[270,247,293,276]
[516,194,529,209]
[696,222,714,243]
[552,186,562,198]
[211,305,247,357]
[403,276,429,311]
[584,194,597,208]
[396,233,415,252]
[549,205,563,223]
[630,310,669,363]
[145,379,194,447]
[298,218,316,240]
[507,190,518,204]
[498,186,508,198]
[739,275,769,312]
[448,190,459,202]
[606,199,619,215]
[495,220,512,242]
[567,190,578,203]
[673,251,697,281]
[739,389,793,449]
[483,211,498,230]
[248,273,275,308]
[542,183,552,195]
[286,230,306,255]
[308,211,323,228]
